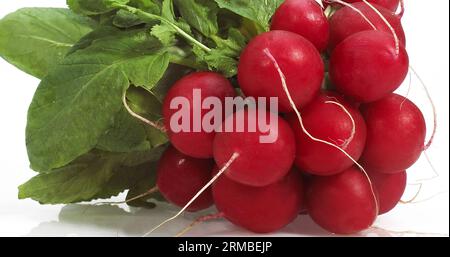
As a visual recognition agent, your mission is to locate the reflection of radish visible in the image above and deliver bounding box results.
[361,94,426,173]
[367,169,407,214]
[287,92,367,176]
[328,2,405,51]
[162,72,235,159]
[213,108,296,187]
[330,30,409,103]
[157,146,214,212]
[307,167,378,234]
[238,30,324,112]
[213,168,304,233]
[271,0,329,52]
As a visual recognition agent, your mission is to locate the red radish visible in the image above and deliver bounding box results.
[361,94,426,173]
[156,146,215,212]
[271,0,330,52]
[324,0,400,13]
[367,169,407,214]
[162,72,235,159]
[307,167,378,234]
[300,172,313,215]
[355,0,400,12]
[375,0,401,12]
[213,108,296,187]
[213,168,304,233]
[329,30,409,103]
[328,2,405,51]
[287,92,367,176]
[238,30,324,113]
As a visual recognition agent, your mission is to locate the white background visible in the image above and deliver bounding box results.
[0,0,448,237]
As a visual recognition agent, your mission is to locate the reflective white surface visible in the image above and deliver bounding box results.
[2,199,449,237]
[0,0,449,237]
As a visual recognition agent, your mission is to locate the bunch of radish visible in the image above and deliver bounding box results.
[150,0,430,235]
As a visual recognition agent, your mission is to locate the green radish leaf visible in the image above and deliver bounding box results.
[68,26,119,54]
[120,145,166,167]
[216,9,242,35]
[174,0,219,38]
[150,0,191,46]
[126,161,165,208]
[27,67,128,172]
[129,0,161,13]
[194,28,246,77]
[19,154,117,204]
[93,148,166,200]
[93,162,151,200]
[149,64,193,101]
[0,8,96,79]
[170,0,247,76]
[125,87,169,149]
[26,29,169,172]
[151,24,176,46]
[120,48,170,90]
[112,0,160,28]
[193,46,234,76]
[67,0,130,15]
[124,85,171,148]
[96,107,151,153]
[215,28,247,53]
[214,0,283,31]
[160,0,176,22]
[18,148,164,204]
[151,0,177,46]
[150,0,177,45]
[113,9,144,28]
[97,86,169,154]
[126,86,163,121]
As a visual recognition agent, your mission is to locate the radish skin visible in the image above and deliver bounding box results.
[361,94,426,173]
[271,0,330,52]
[328,2,405,51]
[213,168,304,233]
[213,108,296,187]
[162,72,235,159]
[330,30,409,103]
[157,146,215,211]
[349,0,400,12]
[367,169,407,215]
[307,167,378,234]
[287,92,367,176]
[238,30,324,112]
[325,0,400,12]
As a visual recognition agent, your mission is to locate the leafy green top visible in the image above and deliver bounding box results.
[0,0,282,205]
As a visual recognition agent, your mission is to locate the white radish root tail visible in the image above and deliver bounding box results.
[362,0,400,54]
[176,212,225,237]
[123,93,167,133]
[325,0,377,30]
[408,65,437,151]
[403,66,438,184]
[324,100,356,149]
[417,151,439,182]
[143,152,239,237]
[263,48,379,215]
[401,190,448,205]
[400,71,412,109]
[400,183,423,204]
